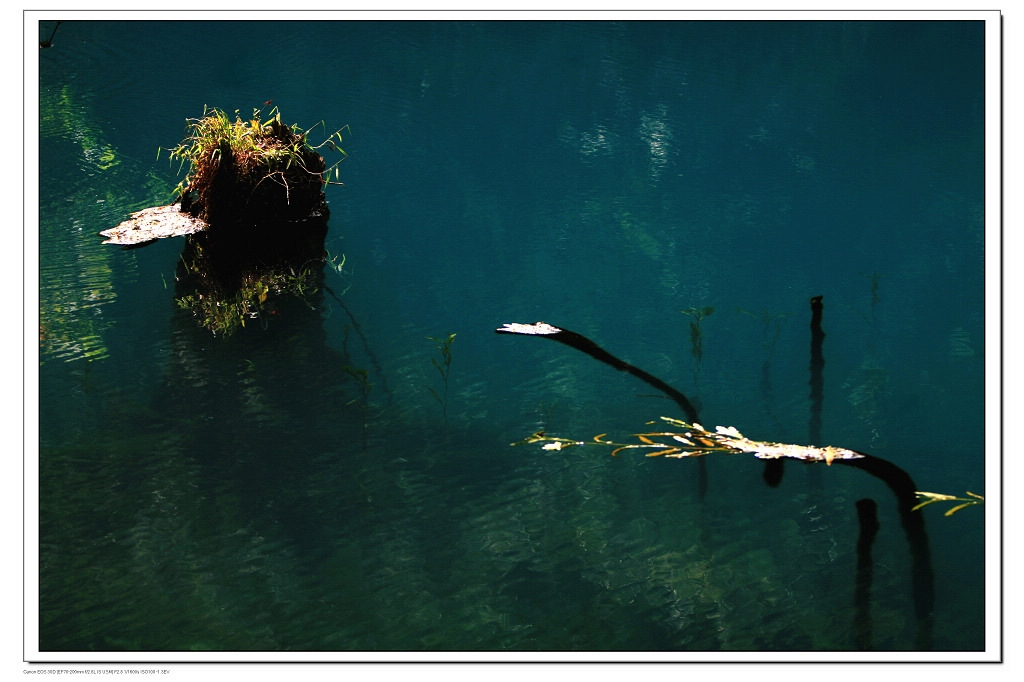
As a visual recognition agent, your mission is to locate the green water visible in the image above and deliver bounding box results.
[34,18,988,655]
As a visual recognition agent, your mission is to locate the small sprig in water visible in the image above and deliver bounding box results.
[427,333,456,423]
[912,490,984,516]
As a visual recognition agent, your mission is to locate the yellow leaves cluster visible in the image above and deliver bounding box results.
[912,491,984,516]
[515,417,865,466]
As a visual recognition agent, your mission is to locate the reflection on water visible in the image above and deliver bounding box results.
[36,18,987,654]
[639,103,674,182]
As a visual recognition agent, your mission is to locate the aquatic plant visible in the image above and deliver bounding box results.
[861,270,883,327]
[738,307,792,436]
[343,365,374,448]
[737,307,790,362]
[681,306,714,396]
[427,333,456,423]
[681,306,714,362]
[324,249,353,297]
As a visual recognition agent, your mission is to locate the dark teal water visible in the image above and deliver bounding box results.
[36,19,987,654]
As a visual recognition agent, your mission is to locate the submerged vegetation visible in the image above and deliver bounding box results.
[342,364,374,448]
[681,305,714,396]
[39,81,158,364]
[737,307,790,362]
[427,333,457,423]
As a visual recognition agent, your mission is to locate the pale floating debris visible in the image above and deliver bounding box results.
[520,417,865,467]
[657,417,864,466]
[711,431,861,466]
[496,321,562,336]
[99,204,208,245]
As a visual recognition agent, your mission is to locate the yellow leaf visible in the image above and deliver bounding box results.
[646,448,681,458]
[945,502,976,516]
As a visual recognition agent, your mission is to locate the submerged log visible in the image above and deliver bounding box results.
[99,204,208,246]
[98,107,346,334]
[495,321,701,423]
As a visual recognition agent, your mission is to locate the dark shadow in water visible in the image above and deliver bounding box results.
[855,498,881,649]
[155,219,376,559]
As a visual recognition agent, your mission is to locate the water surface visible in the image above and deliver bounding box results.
[36,18,988,654]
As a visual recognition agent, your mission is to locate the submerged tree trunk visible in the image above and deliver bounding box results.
[99,106,348,335]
